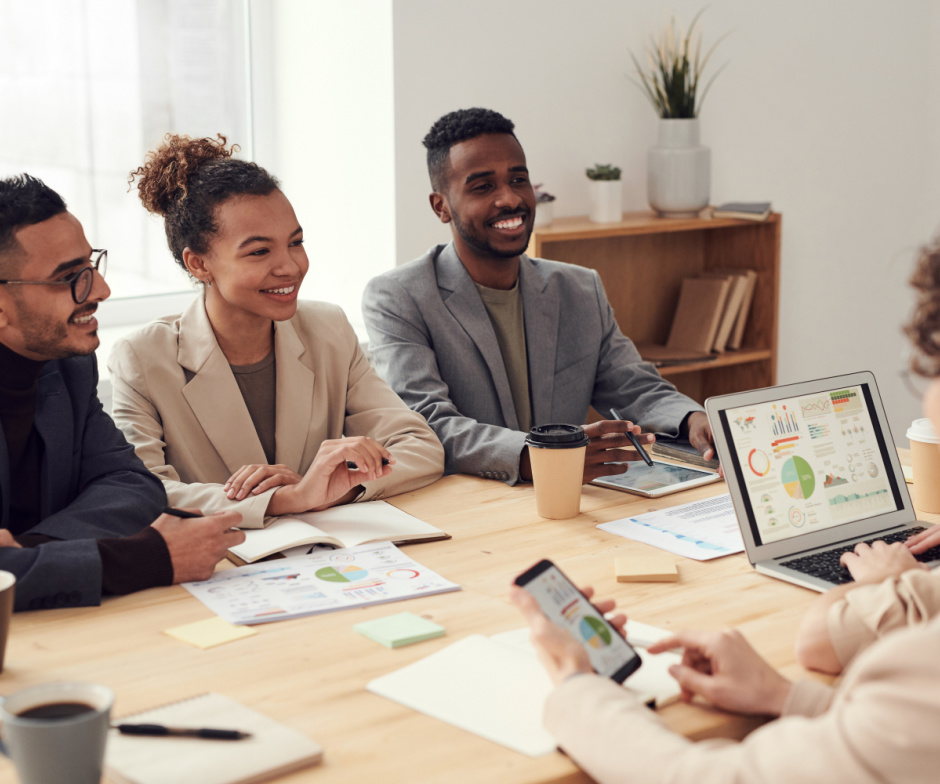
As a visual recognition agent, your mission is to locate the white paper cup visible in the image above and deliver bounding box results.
[907,418,940,513]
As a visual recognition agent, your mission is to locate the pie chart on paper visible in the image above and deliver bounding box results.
[315,565,369,583]
[781,456,815,500]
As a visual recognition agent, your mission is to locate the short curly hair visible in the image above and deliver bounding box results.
[423,108,516,192]
[129,134,280,276]
[0,174,67,276]
[907,239,940,378]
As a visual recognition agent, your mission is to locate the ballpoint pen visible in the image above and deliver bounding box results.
[608,408,655,467]
[162,506,201,519]
[113,722,251,740]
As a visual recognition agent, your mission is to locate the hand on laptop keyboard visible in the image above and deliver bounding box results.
[782,527,940,586]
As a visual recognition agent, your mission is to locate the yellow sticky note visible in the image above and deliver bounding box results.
[164,617,258,649]
[615,555,679,583]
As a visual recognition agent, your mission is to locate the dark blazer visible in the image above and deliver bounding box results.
[0,354,166,611]
[362,243,702,484]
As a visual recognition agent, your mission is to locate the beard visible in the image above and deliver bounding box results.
[10,297,99,360]
[450,208,532,260]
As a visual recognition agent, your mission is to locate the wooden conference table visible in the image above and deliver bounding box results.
[1,468,929,783]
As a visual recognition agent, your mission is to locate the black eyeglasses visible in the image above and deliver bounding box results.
[0,249,107,304]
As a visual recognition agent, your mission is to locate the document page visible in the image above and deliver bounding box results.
[597,493,744,560]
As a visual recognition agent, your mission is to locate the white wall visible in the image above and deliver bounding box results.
[254,0,396,335]
[391,0,940,442]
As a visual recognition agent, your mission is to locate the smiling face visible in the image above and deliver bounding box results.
[431,133,536,282]
[187,189,308,334]
[0,211,110,361]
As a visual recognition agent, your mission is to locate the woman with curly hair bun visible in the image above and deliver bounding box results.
[108,134,443,527]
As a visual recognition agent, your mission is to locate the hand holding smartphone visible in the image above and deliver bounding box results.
[513,559,641,683]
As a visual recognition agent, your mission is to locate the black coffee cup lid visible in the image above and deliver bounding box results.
[525,424,590,449]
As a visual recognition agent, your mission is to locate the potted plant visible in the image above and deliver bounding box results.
[533,184,556,227]
[631,9,728,217]
[585,164,622,223]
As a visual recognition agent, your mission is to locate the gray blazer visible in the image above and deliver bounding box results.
[0,355,166,611]
[362,243,701,484]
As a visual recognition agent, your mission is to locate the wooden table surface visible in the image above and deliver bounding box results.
[1,469,929,783]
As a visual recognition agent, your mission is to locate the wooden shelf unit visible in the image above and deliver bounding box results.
[527,211,781,404]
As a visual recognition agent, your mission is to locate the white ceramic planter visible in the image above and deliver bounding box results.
[533,200,554,227]
[588,180,622,223]
[647,118,710,218]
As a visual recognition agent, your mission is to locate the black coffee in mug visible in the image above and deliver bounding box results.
[15,702,96,721]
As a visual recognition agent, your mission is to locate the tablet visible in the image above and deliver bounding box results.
[592,461,721,497]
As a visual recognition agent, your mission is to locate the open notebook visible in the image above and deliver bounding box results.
[367,622,681,757]
[106,693,323,784]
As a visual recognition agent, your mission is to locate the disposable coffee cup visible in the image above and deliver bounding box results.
[0,682,114,784]
[907,418,940,513]
[0,570,15,673]
[526,424,590,519]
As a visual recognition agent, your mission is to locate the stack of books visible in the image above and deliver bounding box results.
[712,201,772,221]
[638,270,758,366]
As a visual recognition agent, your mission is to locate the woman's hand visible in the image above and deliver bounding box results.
[906,524,940,556]
[266,437,394,515]
[841,539,927,582]
[648,629,792,716]
[510,583,626,686]
[224,464,303,501]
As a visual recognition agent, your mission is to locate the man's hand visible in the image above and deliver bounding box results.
[683,411,715,462]
[648,629,792,716]
[0,531,22,548]
[906,524,940,555]
[840,539,927,582]
[510,583,626,686]
[152,509,246,583]
[582,419,655,484]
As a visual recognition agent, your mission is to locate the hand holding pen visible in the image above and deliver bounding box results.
[577,412,655,484]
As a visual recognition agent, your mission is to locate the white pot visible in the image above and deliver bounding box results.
[647,118,710,218]
[533,200,554,227]
[588,180,622,223]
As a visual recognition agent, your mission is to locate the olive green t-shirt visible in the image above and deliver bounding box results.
[230,352,277,465]
[475,280,532,433]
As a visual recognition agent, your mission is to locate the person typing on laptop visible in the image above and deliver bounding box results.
[508,235,940,783]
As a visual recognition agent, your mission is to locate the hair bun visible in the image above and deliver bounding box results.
[130,134,240,216]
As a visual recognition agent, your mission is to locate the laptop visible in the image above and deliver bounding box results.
[706,371,940,591]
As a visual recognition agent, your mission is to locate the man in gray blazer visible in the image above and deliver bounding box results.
[0,174,243,611]
[363,108,714,485]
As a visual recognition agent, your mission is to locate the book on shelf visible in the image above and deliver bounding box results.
[666,275,732,355]
[106,693,323,784]
[702,270,753,352]
[712,201,772,221]
[727,269,758,350]
[228,500,449,565]
[651,436,720,470]
[636,344,718,367]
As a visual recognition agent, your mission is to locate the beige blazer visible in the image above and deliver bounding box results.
[108,297,444,528]
[543,570,940,784]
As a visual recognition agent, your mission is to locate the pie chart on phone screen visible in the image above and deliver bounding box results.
[579,616,612,649]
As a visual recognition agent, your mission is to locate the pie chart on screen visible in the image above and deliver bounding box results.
[579,616,612,649]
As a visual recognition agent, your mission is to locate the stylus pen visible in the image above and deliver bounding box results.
[113,723,251,741]
[345,458,391,470]
[161,506,201,519]
[608,408,654,466]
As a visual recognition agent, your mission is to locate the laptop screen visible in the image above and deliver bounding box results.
[718,382,906,546]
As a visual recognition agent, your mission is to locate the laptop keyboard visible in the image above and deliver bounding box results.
[781,527,940,585]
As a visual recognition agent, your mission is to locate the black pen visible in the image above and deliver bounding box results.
[608,408,654,466]
[113,722,251,740]
[345,458,390,470]
[162,506,201,519]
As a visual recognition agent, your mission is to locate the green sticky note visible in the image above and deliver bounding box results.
[354,612,445,649]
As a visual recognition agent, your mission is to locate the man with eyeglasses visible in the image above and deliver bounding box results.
[0,174,245,612]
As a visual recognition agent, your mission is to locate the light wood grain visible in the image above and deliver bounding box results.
[0,474,829,783]
[527,212,781,401]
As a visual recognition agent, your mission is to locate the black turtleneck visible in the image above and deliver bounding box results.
[0,341,44,534]
[0,342,173,595]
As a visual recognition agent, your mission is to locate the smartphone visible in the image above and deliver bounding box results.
[514,559,641,683]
